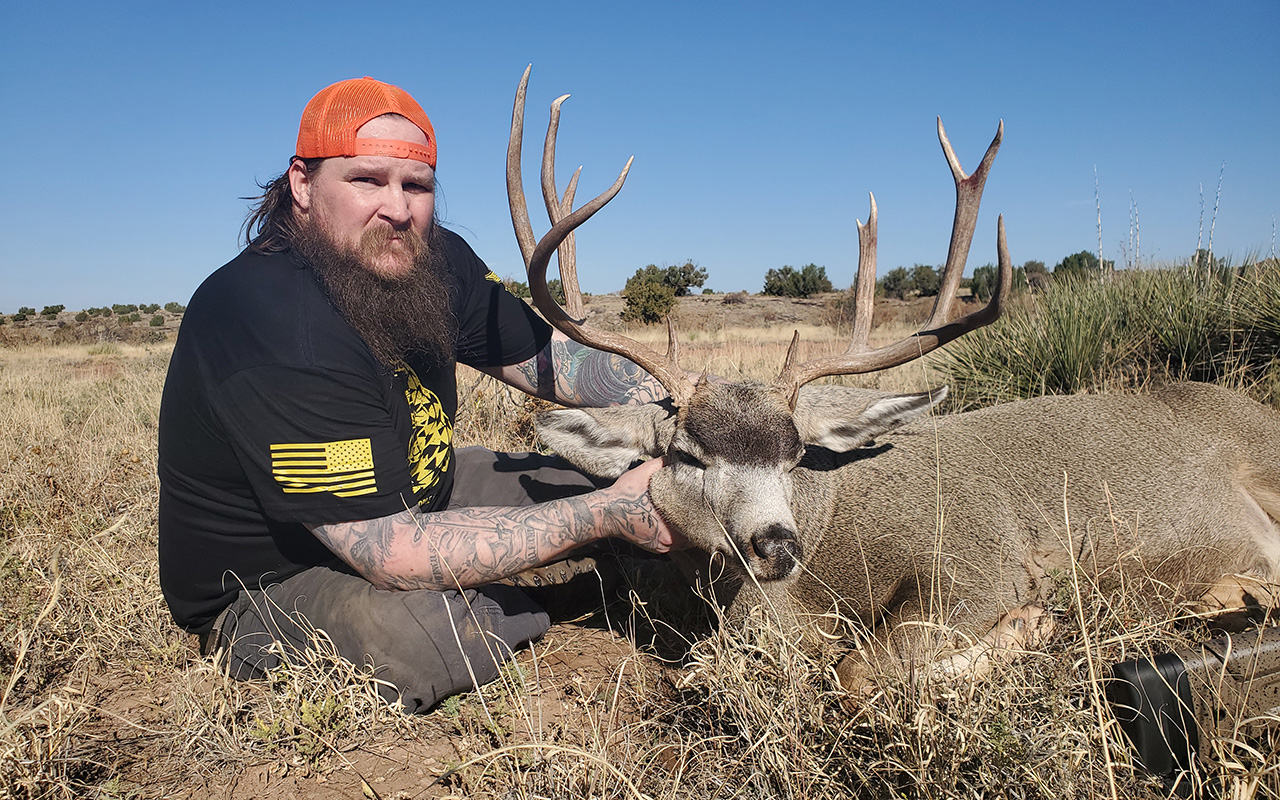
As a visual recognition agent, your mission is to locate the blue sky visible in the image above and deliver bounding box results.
[2,1,1277,312]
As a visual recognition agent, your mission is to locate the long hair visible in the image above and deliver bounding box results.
[240,157,324,254]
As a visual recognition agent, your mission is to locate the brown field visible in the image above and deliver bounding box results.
[3,294,1278,799]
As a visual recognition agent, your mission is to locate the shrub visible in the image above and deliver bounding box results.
[621,279,676,324]
[628,262,707,297]
[1053,250,1114,276]
[969,264,999,301]
[111,303,138,315]
[149,315,165,327]
[13,312,28,322]
[968,262,1034,301]
[164,301,186,314]
[40,304,65,317]
[909,264,940,297]
[1192,248,1229,271]
[878,267,911,299]
[762,264,833,298]
[546,279,566,305]
[75,311,89,322]
[666,261,708,296]
[621,262,702,324]
[702,287,715,295]
[503,278,530,299]
[141,303,161,314]
[18,306,35,316]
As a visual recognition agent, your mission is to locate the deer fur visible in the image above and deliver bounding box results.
[538,381,1280,677]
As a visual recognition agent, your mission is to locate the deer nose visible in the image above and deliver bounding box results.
[751,525,801,579]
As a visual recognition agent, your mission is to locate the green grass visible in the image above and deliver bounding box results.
[942,258,1280,410]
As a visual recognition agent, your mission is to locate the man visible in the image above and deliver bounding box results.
[158,77,678,712]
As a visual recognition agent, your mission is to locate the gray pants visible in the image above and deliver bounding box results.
[204,447,607,713]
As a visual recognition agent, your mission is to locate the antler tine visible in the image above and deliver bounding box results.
[771,122,1010,407]
[927,118,1003,327]
[773,193,878,407]
[849,192,879,353]
[507,65,537,268]
[538,96,589,318]
[510,68,698,406]
[556,170,583,319]
[541,94,571,222]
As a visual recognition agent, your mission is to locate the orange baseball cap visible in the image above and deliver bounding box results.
[295,77,437,168]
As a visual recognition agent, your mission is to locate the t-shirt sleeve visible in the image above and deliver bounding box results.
[210,364,416,524]
[444,230,552,368]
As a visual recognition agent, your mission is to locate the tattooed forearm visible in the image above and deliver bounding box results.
[512,334,668,407]
[306,484,666,592]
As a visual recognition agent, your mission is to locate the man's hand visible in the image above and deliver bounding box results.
[607,457,685,553]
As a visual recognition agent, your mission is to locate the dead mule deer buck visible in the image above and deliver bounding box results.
[507,68,1280,687]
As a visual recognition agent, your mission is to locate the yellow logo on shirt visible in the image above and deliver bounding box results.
[270,438,377,497]
[403,366,452,505]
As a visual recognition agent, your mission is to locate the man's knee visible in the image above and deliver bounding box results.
[205,568,551,713]
[368,583,550,712]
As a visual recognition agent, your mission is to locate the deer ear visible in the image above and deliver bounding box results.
[536,403,677,479]
[797,386,948,452]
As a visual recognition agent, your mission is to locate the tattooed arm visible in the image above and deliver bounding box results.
[483,329,668,407]
[305,458,676,591]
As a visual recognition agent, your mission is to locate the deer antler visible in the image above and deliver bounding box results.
[772,119,1011,408]
[539,95,585,319]
[508,66,698,405]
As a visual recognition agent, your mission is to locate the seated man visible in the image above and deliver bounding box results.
[157,77,679,712]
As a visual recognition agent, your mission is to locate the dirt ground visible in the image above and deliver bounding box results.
[104,561,698,799]
[187,625,659,799]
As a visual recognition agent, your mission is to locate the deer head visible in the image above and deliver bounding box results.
[508,67,1011,583]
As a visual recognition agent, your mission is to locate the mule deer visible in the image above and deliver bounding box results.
[507,68,1280,685]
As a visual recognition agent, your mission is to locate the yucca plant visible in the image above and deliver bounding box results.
[1231,258,1280,405]
[942,261,1280,411]
[942,275,1136,409]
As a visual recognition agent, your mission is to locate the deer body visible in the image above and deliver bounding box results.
[541,381,1280,663]
[779,382,1279,640]
[504,68,1278,679]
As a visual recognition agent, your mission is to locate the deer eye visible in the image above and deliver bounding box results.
[787,445,806,469]
[670,449,707,471]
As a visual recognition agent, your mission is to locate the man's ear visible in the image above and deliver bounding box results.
[287,158,313,215]
[796,386,948,452]
[536,403,676,479]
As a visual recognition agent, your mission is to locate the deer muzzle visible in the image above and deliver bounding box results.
[750,524,802,581]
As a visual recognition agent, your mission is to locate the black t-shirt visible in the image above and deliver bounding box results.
[157,229,551,632]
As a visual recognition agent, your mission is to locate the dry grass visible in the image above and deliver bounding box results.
[2,325,1279,799]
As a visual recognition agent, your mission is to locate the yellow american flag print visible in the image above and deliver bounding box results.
[270,438,378,497]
